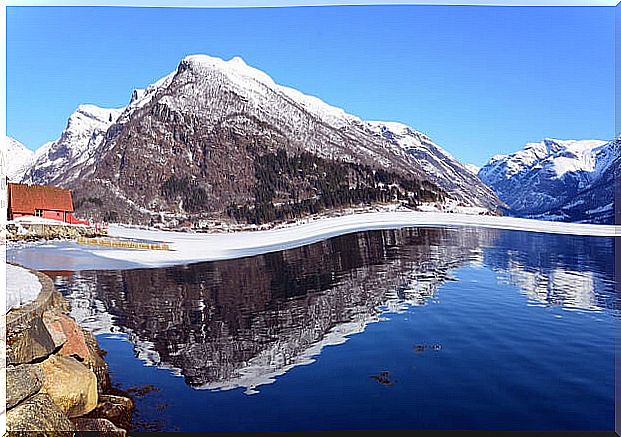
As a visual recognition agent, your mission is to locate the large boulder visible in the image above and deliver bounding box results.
[49,312,90,361]
[38,355,98,418]
[6,315,56,365]
[6,364,44,409]
[43,310,111,391]
[6,392,76,432]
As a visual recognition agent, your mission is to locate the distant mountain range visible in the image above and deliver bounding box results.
[3,54,617,225]
[479,138,619,224]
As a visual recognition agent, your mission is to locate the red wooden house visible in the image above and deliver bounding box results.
[7,183,89,225]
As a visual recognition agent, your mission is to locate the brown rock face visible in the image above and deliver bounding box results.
[6,392,76,432]
[5,364,45,409]
[38,355,98,418]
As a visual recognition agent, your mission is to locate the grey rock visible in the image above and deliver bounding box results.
[6,392,76,432]
[42,311,68,349]
[6,364,44,409]
[7,315,55,365]
[82,329,111,392]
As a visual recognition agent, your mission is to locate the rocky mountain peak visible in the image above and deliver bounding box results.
[479,137,616,223]
[22,104,124,185]
[20,54,502,225]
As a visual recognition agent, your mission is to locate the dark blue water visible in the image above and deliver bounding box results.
[46,227,618,432]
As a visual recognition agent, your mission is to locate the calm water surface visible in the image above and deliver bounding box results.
[45,227,618,432]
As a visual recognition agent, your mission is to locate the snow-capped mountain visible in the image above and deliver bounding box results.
[28,54,499,225]
[22,104,124,185]
[479,138,618,224]
[3,136,35,181]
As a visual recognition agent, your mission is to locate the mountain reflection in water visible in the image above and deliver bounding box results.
[46,227,617,395]
[483,231,617,311]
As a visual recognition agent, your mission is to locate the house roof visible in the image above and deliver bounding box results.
[8,183,74,214]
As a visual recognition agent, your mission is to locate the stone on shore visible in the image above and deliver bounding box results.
[6,315,56,365]
[42,310,69,349]
[55,313,91,361]
[6,392,76,432]
[6,364,45,409]
[39,355,98,418]
[42,309,111,392]
[82,329,111,392]
[72,417,127,436]
[86,394,134,430]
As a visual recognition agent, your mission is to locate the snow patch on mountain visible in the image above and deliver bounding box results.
[120,72,177,123]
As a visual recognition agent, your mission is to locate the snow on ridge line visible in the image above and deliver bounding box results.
[181,54,358,125]
[464,164,480,175]
[4,136,35,181]
[85,212,620,269]
[142,53,448,148]
[75,104,125,121]
[124,70,177,117]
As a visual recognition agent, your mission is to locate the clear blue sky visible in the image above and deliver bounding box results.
[7,5,615,166]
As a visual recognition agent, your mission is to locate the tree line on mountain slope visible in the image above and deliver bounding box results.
[226,149,446,225]
[76,149,447,226]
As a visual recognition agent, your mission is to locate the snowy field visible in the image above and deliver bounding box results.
[6,264,42,312]
[7,211,619,271]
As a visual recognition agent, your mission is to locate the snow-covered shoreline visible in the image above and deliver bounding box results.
[6,264,43,312]
[7,211,619,271]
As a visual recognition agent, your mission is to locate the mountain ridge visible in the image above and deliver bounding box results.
[22,104,124,186]
[14,54,502,227]
[3,136,35,182]
[478,137,618,224]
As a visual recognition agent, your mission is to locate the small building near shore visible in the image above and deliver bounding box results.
[7,182,89,225]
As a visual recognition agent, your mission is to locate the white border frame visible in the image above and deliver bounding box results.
[1,1,617,435]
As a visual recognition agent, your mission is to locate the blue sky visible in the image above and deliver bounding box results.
[7,5,614,166]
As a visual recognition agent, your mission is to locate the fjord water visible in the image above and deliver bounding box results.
[46,228,617,432]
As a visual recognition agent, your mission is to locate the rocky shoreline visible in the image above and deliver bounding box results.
[6,222,106,242]
[3,266,133,435]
